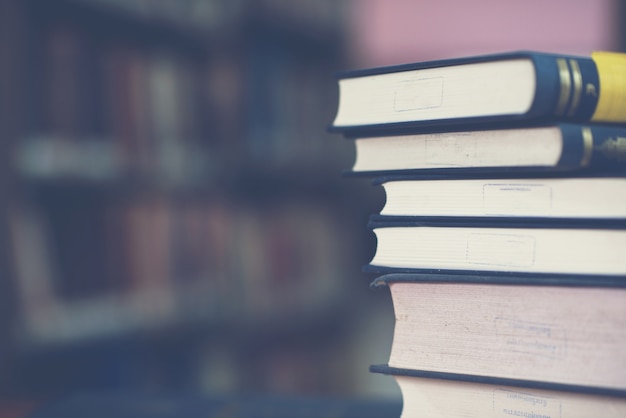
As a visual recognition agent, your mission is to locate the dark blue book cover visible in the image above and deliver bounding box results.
[367,214,626,229]
[370,364,626,398]
[369,271,626,289]
[364,215,626,278]
[330,50,626,133]
[342,122,626,176]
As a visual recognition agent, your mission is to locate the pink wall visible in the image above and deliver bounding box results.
[347,0,619,67]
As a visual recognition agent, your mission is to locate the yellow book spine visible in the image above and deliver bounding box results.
[591,51,626,122]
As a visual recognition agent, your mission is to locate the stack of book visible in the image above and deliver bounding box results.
[331,51,626,417]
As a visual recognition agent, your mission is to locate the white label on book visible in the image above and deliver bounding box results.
[493,389,561,418]
[483,184,552,215]
[393,76,444,111]
[495,317,567,358]
[424,133,476,166]
[466,233,535,267]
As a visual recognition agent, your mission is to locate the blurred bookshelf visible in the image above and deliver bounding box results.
[0,0,386,399]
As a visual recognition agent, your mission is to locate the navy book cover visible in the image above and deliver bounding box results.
[330,50,614,133]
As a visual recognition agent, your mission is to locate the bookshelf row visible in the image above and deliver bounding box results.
[17,0,350,186]
[8,196,353,348]
[48,0,345,36]
[0,0,364,397]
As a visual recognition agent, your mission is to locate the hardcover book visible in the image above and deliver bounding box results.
[367,215,626,276]
[370,365,626,418]
[371,272,626,390]
[348,122,626,175]
[375,175,626,219]
[330,50,626,133]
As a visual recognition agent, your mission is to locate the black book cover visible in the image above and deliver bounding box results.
[370,364,626,399]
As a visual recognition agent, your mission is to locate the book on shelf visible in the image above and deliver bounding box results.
[370,365,626,418]
[330,50,626,133]
[370,272,626,390]
[42,20,87,138]
[6,194,347,346]
[366,215,626,276]
[375,175,626,219]
[347,122,626,175]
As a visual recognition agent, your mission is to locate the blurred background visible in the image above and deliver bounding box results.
[0,0,622,408]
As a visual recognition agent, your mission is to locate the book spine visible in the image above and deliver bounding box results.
[558,124,626,168]
[529,53,600,121]
[515,51,626,125]
[591,52,626,122]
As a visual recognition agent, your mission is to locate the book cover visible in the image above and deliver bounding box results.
[370,272,626,390]
[366,215,626,277]
[372,175,626,219]
[330,50,626,133]
[370,365,626,418]
[345,122,626,175]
